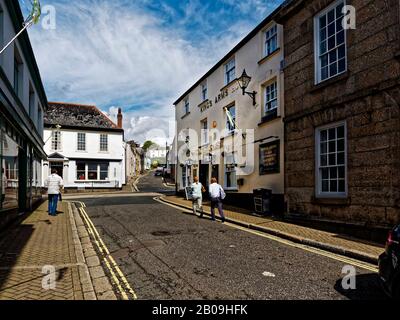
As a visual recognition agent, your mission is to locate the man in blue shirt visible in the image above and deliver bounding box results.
[191,176,205,217]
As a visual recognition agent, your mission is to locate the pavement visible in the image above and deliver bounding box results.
[0,200,117,300]
[159,196,385,265]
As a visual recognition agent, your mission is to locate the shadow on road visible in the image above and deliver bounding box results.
[334,273,388,300]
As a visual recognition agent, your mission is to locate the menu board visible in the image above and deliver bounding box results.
[259,140,280,175]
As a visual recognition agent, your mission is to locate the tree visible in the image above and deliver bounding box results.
[143,140,155,151]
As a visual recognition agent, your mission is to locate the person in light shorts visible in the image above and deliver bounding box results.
[191,177,205,217]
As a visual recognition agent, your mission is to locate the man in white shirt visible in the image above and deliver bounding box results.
[1,168,7,207]
[191,176,205,217]
[209,177,226,222]
[45,169,64,216]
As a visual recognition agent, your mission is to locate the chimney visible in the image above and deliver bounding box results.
[117,108,123,129]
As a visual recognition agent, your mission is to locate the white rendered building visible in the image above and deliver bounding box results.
[42,103,126,189]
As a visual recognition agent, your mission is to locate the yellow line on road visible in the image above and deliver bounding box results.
[155,197,379,273]
[71,201,137,300]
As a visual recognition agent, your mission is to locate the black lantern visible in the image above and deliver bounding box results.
[237,69,257,106]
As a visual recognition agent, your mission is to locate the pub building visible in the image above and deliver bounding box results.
[173,4,287,213]
[0,0,48,228]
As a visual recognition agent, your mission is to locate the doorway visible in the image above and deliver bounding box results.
[50,162,64,178]
[211,165,219,182]
[199,164,209,188]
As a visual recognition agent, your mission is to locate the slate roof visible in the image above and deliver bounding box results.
[44,102,122,131]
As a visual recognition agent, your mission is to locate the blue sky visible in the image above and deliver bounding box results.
[20,0,284,143]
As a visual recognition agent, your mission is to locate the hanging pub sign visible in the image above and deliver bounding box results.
[259,140,280,175]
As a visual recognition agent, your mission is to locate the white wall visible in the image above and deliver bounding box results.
[174,21,285,194]
[42,128,126,188]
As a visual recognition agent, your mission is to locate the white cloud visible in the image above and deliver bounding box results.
[27,0,280,144]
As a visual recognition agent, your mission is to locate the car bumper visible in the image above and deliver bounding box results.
[379,252,394,296]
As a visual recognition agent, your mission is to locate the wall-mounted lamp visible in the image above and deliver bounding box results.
[237,69,257,106]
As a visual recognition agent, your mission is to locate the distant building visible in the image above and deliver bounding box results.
[147,144,167,165]
[0,0,48,227]
[42,103,126,189]
[126,140,144,181]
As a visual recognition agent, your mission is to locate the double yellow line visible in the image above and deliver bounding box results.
[73,201,137,300]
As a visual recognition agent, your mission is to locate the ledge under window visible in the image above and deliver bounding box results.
[220,79,237,92]
[258,48,281,65]
[258,109,280,126]
[311,196,350,206]
[181,112,191,120]
[310,71,350,94]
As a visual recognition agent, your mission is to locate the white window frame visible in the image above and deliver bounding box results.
[264,24,278,57]
[314,0,347,84]
[224,152,238,190]
[201,82,208,101]
[184,98,190,115]
[100,134,108,152]
[51,131,62,151]
[264,80,278,115]
[224,58,236,85]
[315,121,347,198]
[77,132,86,151]
[226,104,236,133]
[200,118,208,145]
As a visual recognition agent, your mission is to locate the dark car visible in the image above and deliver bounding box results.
[379,224,400,299]
[154,167,164,176]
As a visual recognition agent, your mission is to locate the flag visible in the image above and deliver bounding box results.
[27,0,41,25]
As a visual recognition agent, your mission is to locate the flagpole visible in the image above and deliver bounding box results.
[0,20,34,55]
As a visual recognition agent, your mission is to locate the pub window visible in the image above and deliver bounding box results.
[264,81,278,116]
[226,105,236,132]
[77,133,86,151]
[264,25,278,56]
[51,131,62,151]
[200,118,208,145]
[201,82,208,101]
[316,122,347,197]
[184,98,190,115]
[224,58,235,85]
[315,1,346,83]
[224,153,237,190]
[100,134,108,152]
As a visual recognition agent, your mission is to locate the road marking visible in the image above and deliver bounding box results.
[155,197,379,273]
[70,201,137,300]
[262,271,276,278]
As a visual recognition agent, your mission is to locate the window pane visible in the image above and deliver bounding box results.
[322,168,329,180]
[321,155,328,166]
[336,30,345,45]
[337,139,344,152]
[338,45,346,59]
[330,180,338,192]
[319,15,327,28]
[327,9,335,23]
[327,22,335,36]
[322,180,329,192]
[329,128,336,140]
[320,130,328,142]
[330,167,337,179]
[329,153,336,166]
[337,125,345,138]
[338,166,345,179]
[338,58,346,72]
[337,152,345,165]
[321,142,327,154]
[328,36,335,50]
[338,180,345,192]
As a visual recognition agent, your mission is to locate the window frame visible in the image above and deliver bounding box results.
[201,82,208,101]
[224,58,236,85]
[264,24,278,57]
[264,80,278,116]
[100,134,108,152]
[200,118,208,145]
[51,130,62,151]
[226,104,236,133]
[183,98,190,115]
[314,0,347,84]
[315,121,348,199]
[77,132,86,151]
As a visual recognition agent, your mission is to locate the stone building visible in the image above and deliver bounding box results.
[276,0,400,227]
[126,140,144,181]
